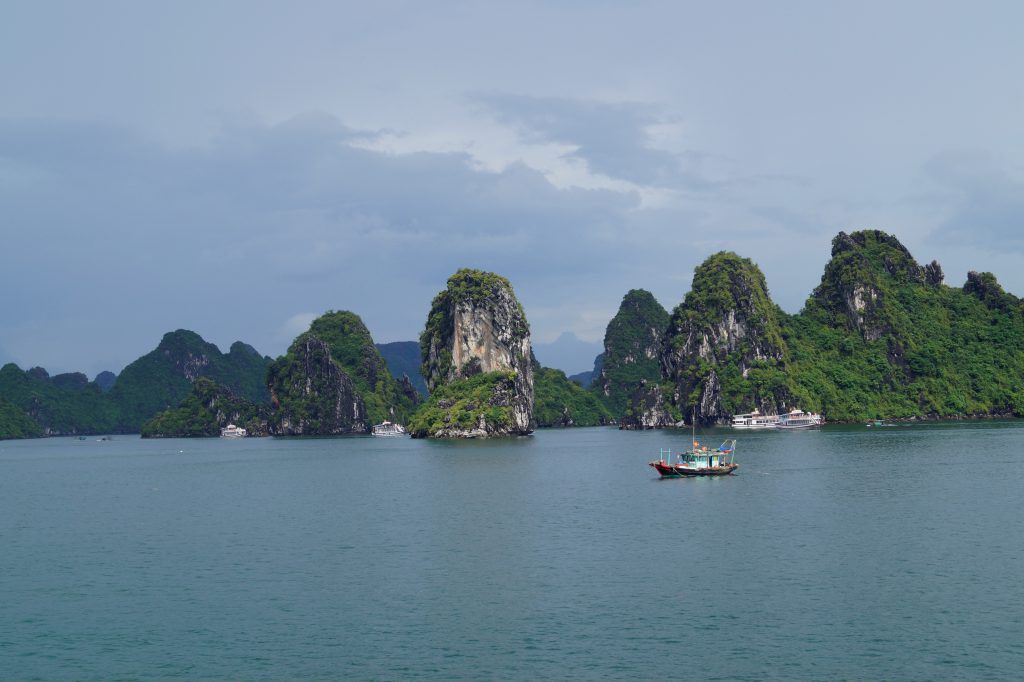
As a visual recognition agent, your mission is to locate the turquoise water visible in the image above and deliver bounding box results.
[2,423,1023,680]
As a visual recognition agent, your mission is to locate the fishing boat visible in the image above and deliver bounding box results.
[220,424,247,438]
[866,420,894,427]
[649,439,738,477]
[730,409,779,429]
[775,409,822,429]
[372,421,407,437]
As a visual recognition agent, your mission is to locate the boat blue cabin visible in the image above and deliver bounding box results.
[664,441,735,469]
[651,440,738,477]
[678,449,729,468]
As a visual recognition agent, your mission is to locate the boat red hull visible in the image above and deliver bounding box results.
[649,461,738,477]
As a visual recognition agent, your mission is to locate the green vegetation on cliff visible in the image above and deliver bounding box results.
[221,342,274,403]
[0,363,118,435]
[781,231,1024,420]
[109,330,272,432]
[306,311,419,424]
[662,252,791,420]
[406,370,518,437]
[534,367,612,427]
[594,289,669,417]
[141,377,268,438]
[440,269,523,311]
[8,231,1022,437]
[0,398,44,439]
[675,252,786,354]
[267,332,368,434]
[634,230,1024,424]
[268,311,419,432]
[0,331,271,439]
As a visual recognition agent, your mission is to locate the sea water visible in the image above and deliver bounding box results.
[2,422,1023,680]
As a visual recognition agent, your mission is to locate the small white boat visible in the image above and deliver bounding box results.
[372,421,406,437]
[220,424,247,438]
[775,409,823,429]
[730,409,779,429]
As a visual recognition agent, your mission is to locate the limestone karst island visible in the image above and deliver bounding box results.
[2,230,1023,441]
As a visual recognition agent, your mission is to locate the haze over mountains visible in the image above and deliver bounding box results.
[532,333,603,377]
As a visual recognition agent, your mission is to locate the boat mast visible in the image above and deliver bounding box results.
[691,407,699,464]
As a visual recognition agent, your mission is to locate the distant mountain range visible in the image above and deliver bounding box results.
[375,341,428,397]
[532,332,603,376]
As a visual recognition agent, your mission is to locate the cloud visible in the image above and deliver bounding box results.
[472,94,703,189]
[279,312,319,343]
[4,104,853,375]
[0,107,877,375]
[0,114,659,371]
[924,150,1024,252]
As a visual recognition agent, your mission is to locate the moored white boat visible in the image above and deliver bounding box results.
[220,424,247,438]
[730,410,780,429]
[372,421,406,437]
[775,409,822,429]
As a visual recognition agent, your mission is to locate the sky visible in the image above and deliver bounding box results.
[2,1,1023,377]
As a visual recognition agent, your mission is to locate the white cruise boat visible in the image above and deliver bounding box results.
[220,424,247,438]
[775,409,823,429]
[372,421,407,437]
[730,410,780,429]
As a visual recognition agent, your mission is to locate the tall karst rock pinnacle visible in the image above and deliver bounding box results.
[267,311,419,435]
[657,252,792,425]
[409,269,535,438]
[594,289,670,421]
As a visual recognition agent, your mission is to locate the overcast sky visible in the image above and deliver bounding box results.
[2,1,1023,376]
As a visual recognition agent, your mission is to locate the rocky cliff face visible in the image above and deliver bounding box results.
[266,310,421,436]
[268,335,369,435]
[411,269,534,437]
[619,379,677,430]
[303,311,421,425]
[785,229,1024,420]
[963,270,1017,312]
[594,289,669,421]
[808,230,936,341]
[141,377,270,438]
[655,252,791,424]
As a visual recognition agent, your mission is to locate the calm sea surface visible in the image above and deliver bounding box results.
[2,422,1023,680]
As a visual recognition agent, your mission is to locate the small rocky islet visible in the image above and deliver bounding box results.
[3,229,1024,440]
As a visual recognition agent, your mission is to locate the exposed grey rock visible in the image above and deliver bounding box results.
[924,260,944,287]
[657,253,791,424]
[418,270,534,437]
[619,379,677,430]
[268,335,369,435]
